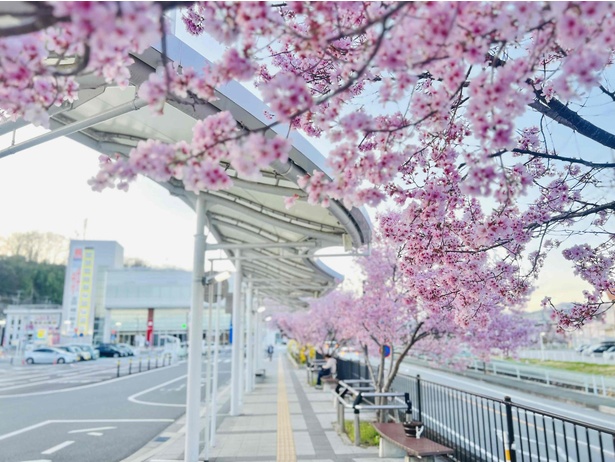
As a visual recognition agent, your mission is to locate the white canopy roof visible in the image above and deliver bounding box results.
[0,33,372,308]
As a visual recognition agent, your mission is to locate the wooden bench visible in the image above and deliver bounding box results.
[372,423,454,461]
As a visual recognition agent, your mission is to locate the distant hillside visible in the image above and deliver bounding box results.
[0,255,65,305]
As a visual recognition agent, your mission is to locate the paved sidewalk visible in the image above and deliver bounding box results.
[123,354,419,462]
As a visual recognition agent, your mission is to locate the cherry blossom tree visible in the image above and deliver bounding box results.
[0,2,614,328]
[275,290,356,356]
[337,227,535,407]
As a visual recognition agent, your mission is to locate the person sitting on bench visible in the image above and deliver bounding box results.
[315,354,336,389]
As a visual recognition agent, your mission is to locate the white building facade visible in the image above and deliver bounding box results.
[2,304,62,347]
[61,240,123,342]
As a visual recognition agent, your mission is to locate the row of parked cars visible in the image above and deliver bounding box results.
[576,341,615,359]
[24,343,136,364]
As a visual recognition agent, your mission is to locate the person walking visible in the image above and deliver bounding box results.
[267,344,274,361]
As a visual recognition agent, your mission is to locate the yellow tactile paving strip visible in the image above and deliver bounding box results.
[277,356,297,462]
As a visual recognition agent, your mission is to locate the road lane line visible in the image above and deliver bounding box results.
[87,432,103,436]
[0,421,50,441]
[0,419,175,442]
[41,440,74,454]
[128,375,188,407]
[68,426,116,434]
[0,362,185,398]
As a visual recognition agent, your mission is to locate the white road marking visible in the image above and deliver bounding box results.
[41,440,74,455]
[0,421,51,441]
[0,362,184,398]
[68,426,116,434]
[0,419,174,442]
[87,432,103,436]
[128,375,187,408]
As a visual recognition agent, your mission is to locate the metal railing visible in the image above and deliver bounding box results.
[333,378,411,446]
[337,359,615,461]
[467,360,615,397]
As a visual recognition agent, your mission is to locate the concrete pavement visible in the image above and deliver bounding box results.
[123,353,422,462]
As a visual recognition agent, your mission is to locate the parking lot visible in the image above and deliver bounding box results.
[0,351,174,397]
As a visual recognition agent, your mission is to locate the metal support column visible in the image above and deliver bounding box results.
[184,193,207,462]
[245,280,254,393]
[203,281,215,461]
[210,281,222,447]
[230,250,243,416]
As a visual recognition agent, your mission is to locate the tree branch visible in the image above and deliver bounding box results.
[529,94,615,150]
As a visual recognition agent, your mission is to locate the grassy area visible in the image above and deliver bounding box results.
[344,420,380,446]
[509,358,615,376]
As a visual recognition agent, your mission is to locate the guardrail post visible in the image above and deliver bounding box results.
[545,371,550,386]
[148,356,151,371]
[116,359,120,378]
[415,375,423,421]
[354,409,360,446]
[601,376,607,396]
[129,358,132,375]
[504,396,517,462]
[404,392,412,422]
[156,355,159,368]
[139,357,142,373]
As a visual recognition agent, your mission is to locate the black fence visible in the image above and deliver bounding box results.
[337,357,371,382]
[337,358,615,462]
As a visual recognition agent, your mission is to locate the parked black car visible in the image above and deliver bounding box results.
[96,343,124,358]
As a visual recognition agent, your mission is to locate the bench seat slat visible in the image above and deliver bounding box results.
[372,423,454,457]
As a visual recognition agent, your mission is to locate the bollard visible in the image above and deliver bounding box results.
[117,359,121,378]
[139,358,142,373]
[129,358,132,375]
[354,410,361,446]
[156,356,159,368]
[504,397,517,462]
[148,356,151,371]
[416,375,423,422]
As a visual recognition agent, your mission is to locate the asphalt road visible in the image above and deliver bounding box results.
[0,351,232,462]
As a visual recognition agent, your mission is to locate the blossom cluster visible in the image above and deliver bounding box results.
[2,1,614,328]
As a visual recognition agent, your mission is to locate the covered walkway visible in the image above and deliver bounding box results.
[125,352,420,462]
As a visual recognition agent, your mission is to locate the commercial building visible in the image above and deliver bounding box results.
[101,267,231,346]
[61,240,123,342]
[2,304,62,347]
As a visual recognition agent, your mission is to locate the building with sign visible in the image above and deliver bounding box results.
[61,240,123,342]
[102,268,231,346]
[2,304,62,347]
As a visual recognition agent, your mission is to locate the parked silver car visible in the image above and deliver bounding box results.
[25,347,77,364]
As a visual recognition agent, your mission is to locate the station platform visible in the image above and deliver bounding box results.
[123,354,436,462]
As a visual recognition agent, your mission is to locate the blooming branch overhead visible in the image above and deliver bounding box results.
[0,2,613,327]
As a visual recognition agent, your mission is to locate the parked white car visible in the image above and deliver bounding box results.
[603,346,615,360]
[25,347,78,364]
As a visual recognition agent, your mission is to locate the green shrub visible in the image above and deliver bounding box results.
[344,420,380,446]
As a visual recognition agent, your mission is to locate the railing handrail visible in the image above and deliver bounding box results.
[410,372,615,435]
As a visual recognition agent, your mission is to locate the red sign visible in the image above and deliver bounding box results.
[146,308,154,345]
